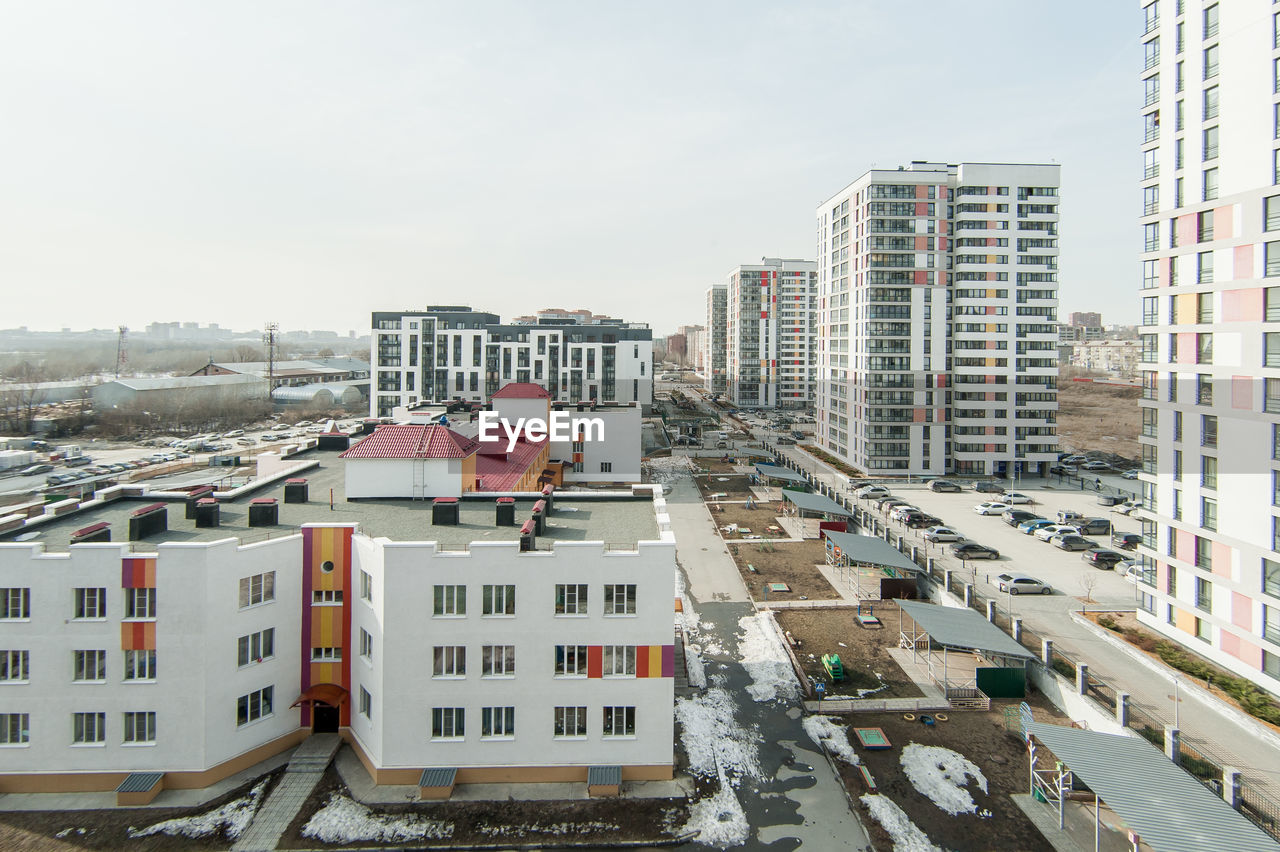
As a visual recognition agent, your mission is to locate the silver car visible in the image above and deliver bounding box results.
[997,573,1052,595]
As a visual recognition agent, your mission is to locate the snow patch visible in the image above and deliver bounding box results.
[685,644,708,689]
[477,820,619,838]
[735,613,799,702]
[860,794,943,852]
[900,743,989,816]
[800,715,860,765]
[683,773,750,849]
[128,779,267,840]
[675,687,763,783]
[301,794,454,843]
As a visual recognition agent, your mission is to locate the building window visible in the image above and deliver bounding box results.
[1266,606,1280,645]
[1197,209,1214,241]
[1195,617,1212,643]
[1203,2,1219,39]
[553,706,587,738]
[554,584,588,615]
[0,713,29,745]
[1195,536,1212,571]
[360,571,373,602]
[1202,126,1219,161]
[600,462,612,473]
[432,646,466,678]
[237,629,274,667]
[236,686,274,726]
[1197,251,1214,283]
[312,590,342,605]
[432,585,466,616]
[482,584,515,616]
[481,706,515,738]
[359,687,371,720]
[311,647,342,662]
[1201,455,1217,489]
[0,589,28,620]
[1201,497,1218,531]
[0,650,29,682]
[1266,651,1280,681]
[1196,374,1213,406]
[73,650,106,682]
[359,628,373,661]
[554,644,588,677]
[604,584,637,616]
[74,588,106,620]
[73,712,106,744]
[123,711,156,744]
[482,645,515,677]
[1203,167,1218,201]
[1201,414,1217,448]
[124,649,157,681]
[1269,243,1280,278]
[1267,378,1280,414]
[603,645,636,677]
[238,572,275,608]
[1203,44,1218,79]
[431,707,464,740]
[602,706,636,738]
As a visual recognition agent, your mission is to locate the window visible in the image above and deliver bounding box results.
[1198,209,1214,241]
[604,584,637,616]
[1196,616,1212,643]
[1201,497,1217,531]
[1196,333,1213,364]
[1203,85,1219,120]
[73,712,105,744]
[0,650,29,682]
[432,646,466,678]
[554,584,587,615]
[1197,292,1213,323]
[1275,470,1280,507]
[1202,126,1219,161]
[1267,378,1280,414]
[432,585,466,616]
[1203,167,1218,201]
[1197,251,1214,283]
[359,687,371,720]
[1144,184,1159,215]
[554,645,588,677]
[1203,3,1218,39]
[1267,606,1280,645]
[1201,455,1217,489]
[481,706,515,738]
[237,629,274,667]
[74,588,106,620]
[123,711,156,744]
[482,645,515,677]
[1197,374,1213,406]
[125,588,156,619]
[1267,559,1280,598]
[482,584,515,616]
[603,645,636,677]
[360,571,373,602]
[431,707,464,740]
[1269,243,1280,279]
[554,706,587,738]
[1203,44,1218,79]
[0,713,29,745]
[600,462,612,473]
[1195,536,1212,570]
[311,647,343,661]
[0,589,28,620]
[238,572,275,608]
[359,628,373,660]
[74,650,106,682]
[312,590,342,605]
[603,706,636,738]
[1270,287,1280,319]
[1202,415,1217,448]
[124,649,157,681]
[236,686,274,726]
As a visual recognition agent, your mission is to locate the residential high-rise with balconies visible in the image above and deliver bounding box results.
[722,258,818,409]
[704,285,727,397]
[815,161,1061,476]
[1136,0,1280,695]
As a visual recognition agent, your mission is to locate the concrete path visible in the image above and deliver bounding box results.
[665,471,750,603]
[232,733,341,852]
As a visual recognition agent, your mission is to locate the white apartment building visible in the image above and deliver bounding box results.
[371,308,653,417]
[1136,0,1280,695]
[814,162,1061,476]
[704,284,727,397]
[723,259,818,409]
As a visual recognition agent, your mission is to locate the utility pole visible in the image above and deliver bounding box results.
[263,322,279,399]
[114,326,128,378]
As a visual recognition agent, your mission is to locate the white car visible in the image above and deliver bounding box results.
[857,486,890,499]
[1081,461,1111,471]
[889,505,921,522]
[223,429,245,438]
[973,501,1011,516]
[1001,492,1034,504]
[1035,524,1080,541]
[271,423,290,431]
[1113,500,1139,515]
[923,526,965,543]
[997,573,1052,595]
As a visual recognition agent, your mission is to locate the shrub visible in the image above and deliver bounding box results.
[1098,615,1119,631]
[1052,658,1076,679]
[1137,725,1164,747]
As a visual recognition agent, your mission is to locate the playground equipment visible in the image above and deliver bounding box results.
[821,653,845,682]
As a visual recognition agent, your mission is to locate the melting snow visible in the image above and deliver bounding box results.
[800,715,860,765]
[644,455,694,485]
[900,743,989,816]
[301,794,454,843]
[683,770,750,849]
[736,613,799,702]
[129,779,267,839]
[861,794,943,852]
[675,687,763,783]
[478,820,618,837]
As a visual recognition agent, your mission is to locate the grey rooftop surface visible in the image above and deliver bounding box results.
[824,530,921,574]
[897,599,1035,660]
[781,489,853,517]
[0,450,660,551]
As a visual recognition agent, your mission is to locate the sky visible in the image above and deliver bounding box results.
[0,1,1139,336]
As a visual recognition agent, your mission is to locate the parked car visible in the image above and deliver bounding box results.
[1112,500,1139,516]
[790,431,805,441]
[952,542,999,560]
[928,479,962,493]
[997,573,1052,595]
[1061,454,1087,464]
[923,526,965,543]
[1035,524,1080,541]
[1001,492,1034,504]
[1121,469,1140,480]
[18,463,53,475]
[1122,562,1145,583]
[294,420,313,428]
[1051,533,1094,552]
[223,429,245,438]
[857,485,890,499]
[271,423,290,431]
[1111,532,1141,550]
[1081,461,1111,471]
[1018,518,1055,534]
[1001,509,1042,526]
[876,496,909,509]
[1096,494,1123,506]
[1048,464,1078,475]
[1083,548,1128,570]
[83,466,110,476]
[1057,510,1085,525]
[973,501,1011,516]
[974,481,1006,493]
[889,505,921,522]
[236,437,256,446]
[904,514,942,529]
[63,456,91,467]
[45,473,70,485]
[1076,517,1112,535]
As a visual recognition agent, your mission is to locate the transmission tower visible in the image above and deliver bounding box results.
[263,322,279,397]
[114,326,128,377]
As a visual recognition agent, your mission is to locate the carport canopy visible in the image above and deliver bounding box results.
[782,489,853,517]
[1025,721,1279,852]
[825,531,921,574]
[897,600,1034,659]
[754,463,807,484]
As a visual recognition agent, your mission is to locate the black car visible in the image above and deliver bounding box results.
[1002,510,1042,526]
[928,479,962,493]
[904,513,942,529]
[951,542,1000,560]
[1111,532,1142,550]
[974,481,1005,493]
[1083,549,1127,569]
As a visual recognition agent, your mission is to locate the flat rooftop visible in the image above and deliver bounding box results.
[0,450,660,552]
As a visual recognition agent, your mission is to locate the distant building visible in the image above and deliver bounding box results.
[665,333,687,360]
[679,325,706,370]
[91,374,265,411]
[1058,325,1106,344]
[509,308,625,326]
[704,285,727,396]
[1070,339,1139,379]
[723,258,818,409]
[192,358,371,389]
[1069,311,1102,328]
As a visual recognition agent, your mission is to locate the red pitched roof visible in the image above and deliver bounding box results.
[491,382,551,399]
[475,436,547,491]
[339,424,480,459]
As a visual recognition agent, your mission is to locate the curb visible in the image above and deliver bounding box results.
[278,832,699,852]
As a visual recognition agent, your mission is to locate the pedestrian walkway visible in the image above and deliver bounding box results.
[232,733,341,852]
[665,473,750,603]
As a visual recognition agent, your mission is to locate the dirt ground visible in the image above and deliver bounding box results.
[277,767,686,848]
[824,695,1066,851]
[706,501,791,540]
[0,771,283,852]
[689,457,751,474]
[694,473,757,499]
[728,539,839,601]
[1057,380,1140,461]
[777,604,923,698]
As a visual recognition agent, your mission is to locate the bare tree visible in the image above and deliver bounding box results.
[232,345,264,363]
[6,361,48,434]
[1079,573,1099,606]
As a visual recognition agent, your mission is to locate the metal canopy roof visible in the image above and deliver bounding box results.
[824,531,922,575]
[754,463,808,483]
[116,772,163,793]
[418,767,457,788]
[781,489,853,517]
[587,765,622,787]
[897,599,1034,659]
[1026,722,1279,852]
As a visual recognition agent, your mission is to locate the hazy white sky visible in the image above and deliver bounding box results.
[0,1,1138,335]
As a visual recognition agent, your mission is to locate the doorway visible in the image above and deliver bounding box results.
[313,702,339,733]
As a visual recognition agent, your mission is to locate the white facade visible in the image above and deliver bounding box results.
[1070,340,1141,378]
[815,162,1061,476]
[344,457,465,500]
[548,405,642,484]
[1136,0,1280,695]
[723,259,818,409]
